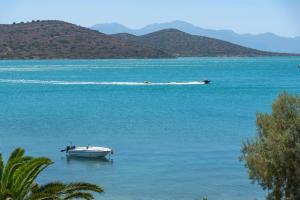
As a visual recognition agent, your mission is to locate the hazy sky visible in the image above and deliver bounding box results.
[0,0,299,37]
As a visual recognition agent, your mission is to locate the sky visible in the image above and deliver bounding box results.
[0,0,299,37]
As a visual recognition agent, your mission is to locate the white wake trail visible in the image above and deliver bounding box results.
[0,79,207,85]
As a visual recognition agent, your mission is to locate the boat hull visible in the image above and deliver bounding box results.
[67,150,110,158]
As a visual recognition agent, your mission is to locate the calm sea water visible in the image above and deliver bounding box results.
[0,57,300,200]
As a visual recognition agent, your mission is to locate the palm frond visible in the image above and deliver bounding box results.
[32,182,66,194]
[63,192,94,200]
[26,192,61,200]
[14,157,52,199]
[8,148,25,161]
[0,187,14,200]
[0,153,3,183]
[64,182,103,193]
[1,152,30,189]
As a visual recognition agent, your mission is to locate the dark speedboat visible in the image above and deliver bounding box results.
[203,80,211,84]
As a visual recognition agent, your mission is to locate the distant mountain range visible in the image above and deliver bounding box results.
[0,20,295,59]
[91,20,300,54]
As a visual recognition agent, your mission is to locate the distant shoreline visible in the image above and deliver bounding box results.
[1,55,300,61]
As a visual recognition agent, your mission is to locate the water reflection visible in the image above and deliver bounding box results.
[63,156,113,166]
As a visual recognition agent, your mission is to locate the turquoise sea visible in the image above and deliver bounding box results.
[0,57,300,200]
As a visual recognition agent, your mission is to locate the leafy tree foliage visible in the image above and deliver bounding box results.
[241,93,300,200]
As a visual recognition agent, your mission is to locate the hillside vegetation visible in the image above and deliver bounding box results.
[0,20,171,59]
[113,29,290,57]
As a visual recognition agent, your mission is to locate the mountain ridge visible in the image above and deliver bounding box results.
[91,20,300,54]
[0,20,172,59]
[112,29,290,57]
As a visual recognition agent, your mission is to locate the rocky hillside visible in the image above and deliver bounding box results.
[0,20,172,59]
[113,29,291,57]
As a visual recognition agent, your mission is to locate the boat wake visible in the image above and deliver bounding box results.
[0,79,207,85]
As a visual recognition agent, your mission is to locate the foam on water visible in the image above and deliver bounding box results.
[0,79,206,85]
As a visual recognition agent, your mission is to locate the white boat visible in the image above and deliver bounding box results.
[61,145,113,158]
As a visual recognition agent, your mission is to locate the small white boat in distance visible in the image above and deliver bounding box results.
[61,145,113,158]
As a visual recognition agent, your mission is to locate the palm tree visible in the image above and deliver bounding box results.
[0,148,103,200]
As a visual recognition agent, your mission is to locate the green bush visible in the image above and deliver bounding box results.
[241,92,300,200]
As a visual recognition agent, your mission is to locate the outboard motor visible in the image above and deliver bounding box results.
[61,145,75,153]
